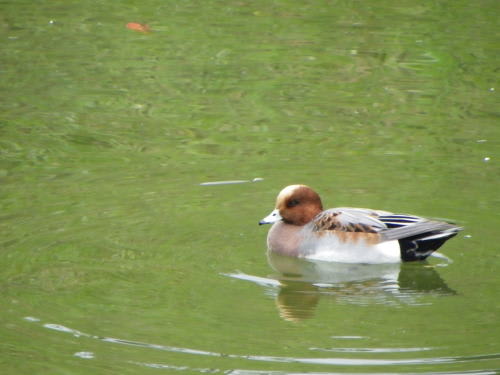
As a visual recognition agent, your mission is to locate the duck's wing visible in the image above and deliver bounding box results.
[376,213,425,228]
[312,208,430,233]
[312,208,390,233]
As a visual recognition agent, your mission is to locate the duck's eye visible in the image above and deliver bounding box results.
[287,199,300,208]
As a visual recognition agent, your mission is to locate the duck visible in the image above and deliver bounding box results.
[259,185,462,263]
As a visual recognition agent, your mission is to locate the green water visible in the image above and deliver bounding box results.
[1,0,499,374]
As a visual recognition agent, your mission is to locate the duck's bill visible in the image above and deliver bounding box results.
[259,209,282,225]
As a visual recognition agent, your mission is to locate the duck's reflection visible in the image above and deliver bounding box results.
[267,252,455,322]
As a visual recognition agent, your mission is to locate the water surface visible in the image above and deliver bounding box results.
[1,0,499,374]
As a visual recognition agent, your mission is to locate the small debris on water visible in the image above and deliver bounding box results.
[464,234,472,239]
[200,180,247,186]
[74,352,94,359]
[476,139,487,143]
[200,178,263,186]
[23,316,40,322]
[483,157,490,162]
[126,22,151,33]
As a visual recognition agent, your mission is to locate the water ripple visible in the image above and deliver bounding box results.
[310,346,434,353]
[35,318,500,371]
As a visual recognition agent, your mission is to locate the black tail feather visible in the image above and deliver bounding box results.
[399,231,459,261]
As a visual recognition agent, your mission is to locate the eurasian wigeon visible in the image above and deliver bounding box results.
[259,185,462,264]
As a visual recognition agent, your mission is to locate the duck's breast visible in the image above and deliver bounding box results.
[267,221,304,257]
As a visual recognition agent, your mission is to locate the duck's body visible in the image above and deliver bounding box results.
[259,185,462,264]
